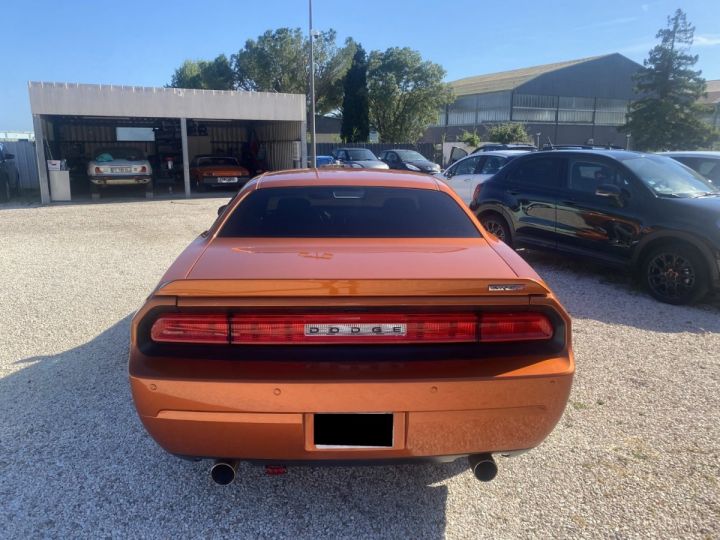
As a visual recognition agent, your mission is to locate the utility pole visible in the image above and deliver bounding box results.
[308,0,317,168]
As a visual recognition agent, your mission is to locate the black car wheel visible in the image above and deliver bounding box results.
[642,244,709,305]
[480,214,511,246]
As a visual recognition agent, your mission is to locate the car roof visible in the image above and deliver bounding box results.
[254,168,443,191]
[454,150,530,164]
[523,149,649,161]
[659,151,720,158]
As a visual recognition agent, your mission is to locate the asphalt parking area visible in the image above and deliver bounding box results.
[1,199,718,539]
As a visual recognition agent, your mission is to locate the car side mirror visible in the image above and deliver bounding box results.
[217,204,228,216]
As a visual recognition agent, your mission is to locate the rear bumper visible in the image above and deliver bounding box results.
[91,176,152,185]
[201,176,250,187]
[130,359,573,461]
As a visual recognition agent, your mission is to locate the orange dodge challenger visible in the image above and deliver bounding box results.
[129,169,574,485]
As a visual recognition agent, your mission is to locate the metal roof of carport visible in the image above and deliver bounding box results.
[28,81,305,121]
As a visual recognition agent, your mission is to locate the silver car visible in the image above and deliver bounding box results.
[87,147,153,188]
[436,150,530,206]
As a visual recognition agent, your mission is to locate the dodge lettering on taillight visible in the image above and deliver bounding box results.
[304,323,407,337]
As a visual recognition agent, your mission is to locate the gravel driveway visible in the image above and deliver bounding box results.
[1,198,718,539]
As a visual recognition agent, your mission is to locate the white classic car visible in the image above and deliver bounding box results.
[87,147,153,193]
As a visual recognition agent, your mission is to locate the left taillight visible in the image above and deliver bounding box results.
[150,314,229,344]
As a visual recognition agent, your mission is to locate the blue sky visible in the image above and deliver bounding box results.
[2,0,719,131]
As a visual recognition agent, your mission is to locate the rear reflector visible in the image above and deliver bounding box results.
[150,314,229,344]
[149,312,554,345]
[231,314,478,344]
[479,312,553,342]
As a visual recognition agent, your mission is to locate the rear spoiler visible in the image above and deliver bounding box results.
[156,278,550,299]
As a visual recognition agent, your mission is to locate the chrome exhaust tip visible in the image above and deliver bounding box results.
[210,460,239,485]
[468,453,498,482]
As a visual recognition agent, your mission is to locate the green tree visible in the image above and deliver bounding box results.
[340,45,369,142]
[621,9,717,150]
[367,47,453,143]
[169,55,234,90]
[231,28,355,115]
[485,123,531,144]
[457,129,481,147]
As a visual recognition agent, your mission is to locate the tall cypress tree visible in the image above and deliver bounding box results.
[341,46,369,143]
[621,9,717,150]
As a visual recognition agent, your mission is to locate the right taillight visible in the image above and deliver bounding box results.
[479,312,554,342]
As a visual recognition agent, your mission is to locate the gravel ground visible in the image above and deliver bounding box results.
[0,198,718,539]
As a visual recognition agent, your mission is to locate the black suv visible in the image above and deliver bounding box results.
[475,150,720,304]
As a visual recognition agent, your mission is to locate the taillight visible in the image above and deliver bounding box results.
[148,312,554,345]
[472,183,482,203]
[95,167,102,174]
[230,314,478,344]
[479,312,553,342]
[150,314,229,344]
[140,165,147,173]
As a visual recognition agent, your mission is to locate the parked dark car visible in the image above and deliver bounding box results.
[331,148,389,169]
[0,142,20,202]
[378,149,440,173]
[661,152,720,183]
[474,150,720,304]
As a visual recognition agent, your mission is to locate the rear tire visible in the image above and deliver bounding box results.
[480,213,512,246]
[641,243,709,305]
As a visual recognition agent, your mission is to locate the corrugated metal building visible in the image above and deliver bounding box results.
[424,53,642,147]
[28,82,306,203]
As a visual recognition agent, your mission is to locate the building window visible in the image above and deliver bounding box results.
[512,94,558,122]
[558,96,594,123]
[595,98,628,125]
[477,92,512,122]
[448,95,477,126]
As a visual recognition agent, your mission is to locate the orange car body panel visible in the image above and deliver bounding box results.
[130,169,574,461]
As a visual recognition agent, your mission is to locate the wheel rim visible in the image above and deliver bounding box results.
[483,219,506,241]
[647,252,696,299]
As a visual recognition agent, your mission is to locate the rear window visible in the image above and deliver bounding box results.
[219,186,480,238]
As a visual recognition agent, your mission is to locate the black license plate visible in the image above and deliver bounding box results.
[314,413,393,448]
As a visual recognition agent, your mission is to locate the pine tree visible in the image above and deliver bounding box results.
[621,9,717,150]
[340,46,369,143]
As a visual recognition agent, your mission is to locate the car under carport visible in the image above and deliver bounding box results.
[28,82,307,203]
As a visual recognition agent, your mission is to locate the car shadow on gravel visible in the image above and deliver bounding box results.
[1,316,461,538]
[519,249,720,334]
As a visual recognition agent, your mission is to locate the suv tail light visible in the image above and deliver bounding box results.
[149,312,554,345]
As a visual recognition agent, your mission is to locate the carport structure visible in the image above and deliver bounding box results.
[28,82,306,204]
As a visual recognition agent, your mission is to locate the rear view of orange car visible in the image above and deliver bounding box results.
[129,169,574,485]
[189,155,250,191]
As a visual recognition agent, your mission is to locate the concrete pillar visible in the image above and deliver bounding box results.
[300,121,307,168]
[32,115,51,204]
[180,118,190,198]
